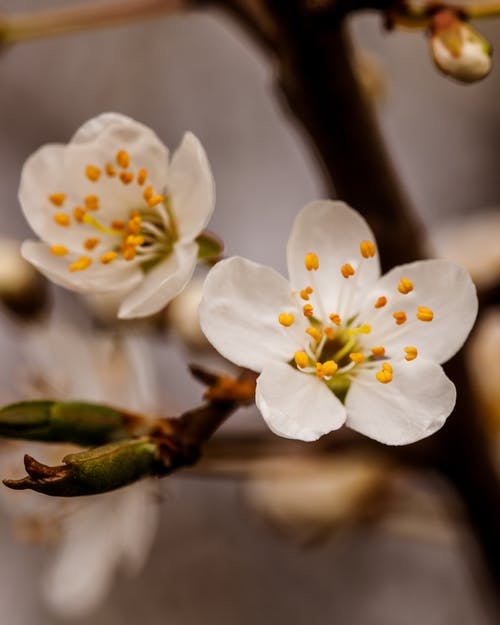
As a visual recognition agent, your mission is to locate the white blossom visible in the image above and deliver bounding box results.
[199,201,478,444]
[19,113,215,319]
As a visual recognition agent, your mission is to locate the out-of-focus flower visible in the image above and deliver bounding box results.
[0,322,161,617]
[429,10,492,83]
[20,113,215,319]
[246,453,390,539]
[200,201,477,444]
[167,275,209,348]
[430,210,500,291]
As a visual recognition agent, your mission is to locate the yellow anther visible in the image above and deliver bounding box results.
[371,346,386,357]
[348,324,371,335]
[125,235,145,247]
[100,251,118,264]
[116,150,130,169]
[105,163,116,177]
[397,278,414,295]
[316,361,338,378]
[50,245,68,256]
[111,220,125,231]
[84,195,99,211]
[417,306,434,322]
[148,194,164,208]
[393,311,407,325]
[329,313,341,326]
[49,193,66,207]
[304,252,319,271]
[123,247,137,261]
[306,326,322,342]
[137,168,147,185]
[382,362,393,373]
[127,216,142,234]
[303,303,314,317]
[404,346,418,361]
[376,369,393,384]
[85,165,101,182]
[73,207,86,223]
[324,327,335,340]
[374,296,387,309]
[54,213,70,227]
[349,352,365,364]
[294,351,309,369]
[278,312,294,327]
[120,172,134,185]
[84,238,100,251]
[69,256,92,272]
[360,240,376,258]
[340,263,355,278]
[300,286,313,301]
[143,186,153,201]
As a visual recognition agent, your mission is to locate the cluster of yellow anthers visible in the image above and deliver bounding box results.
[278,241,434,385]
[48,150,169,272]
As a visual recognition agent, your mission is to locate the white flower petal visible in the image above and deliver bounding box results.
[65,114,169,221]
[199,257,306,372]
[356,259,478,364]
[287,200,380,319]
[118,241,198,319]
[21,240,142,293]
[168,132,215,242]
[256,362,346,441]
[19,145,99,252]
[346,359,456,445]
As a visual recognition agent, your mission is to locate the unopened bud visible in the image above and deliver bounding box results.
[430,10,492,83]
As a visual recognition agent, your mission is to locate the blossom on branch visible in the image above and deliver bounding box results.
[199,201,478,445]
[19,113,215,318]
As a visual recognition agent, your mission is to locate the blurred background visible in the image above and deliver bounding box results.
[0,1,499,623]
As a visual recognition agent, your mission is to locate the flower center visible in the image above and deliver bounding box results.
[48,149,177,273]
[277,242,434,399]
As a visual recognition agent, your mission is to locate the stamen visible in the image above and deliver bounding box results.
[393,311,407,325]
[316,360,338,378]
[116,150,130,169]
[348,324,371,335]
[53,213,70,227]
[111,220,125,230]
[340,263,355,278]
[304,253,319,271]
[127,216,142,234]
[300,286,313,301]
[371,346,386,357]
[360,240,376,258]
[143,186,153,201]
[85,165,101,182]
[105,163,116,177]
[374,296,387,308]
[324,327,335,340]
[303,304,314,317]
[349,352,365,364]
[69,256,92,272]
[404,346,418,361]
[148,194,164,208]
[125,235,145,247]
[397,278,414,295]
[123,247,137,261]
[137,169,147,185]
[100,251,118,264]
[120,172,134,185]
[73,207,86,223]
[329,313,341,326]
[49,193,66,207]
[294,351,309,369]
[84,195,99,211]
[84,238,100,251]
[50,245,68,256]
[375,361,393,384]
[417,306,434,322]
[306,327,322,342]
[278,312,294,327]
